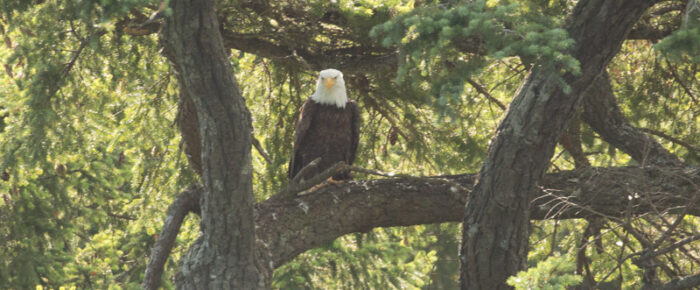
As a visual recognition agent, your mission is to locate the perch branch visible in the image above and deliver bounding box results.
[144,166,699,286]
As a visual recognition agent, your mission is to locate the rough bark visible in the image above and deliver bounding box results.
[162,0,266,288]
[143,186,201,290]
[559,115,591,168]
[582,72,683,167]
[177,88,203,175]
[260,166,699,268]
[460,1,658,289]
[144,165,699,288]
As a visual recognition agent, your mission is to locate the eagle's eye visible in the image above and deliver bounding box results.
[333,76,338,79]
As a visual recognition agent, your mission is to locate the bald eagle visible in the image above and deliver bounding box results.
[288,69,361,181]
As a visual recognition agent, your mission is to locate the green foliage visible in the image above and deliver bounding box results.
[507,255,582,290]
[608,41,699,164]
[0,1,197,288]
[370,0,580,115]
[655,27,700,62]
[273,227,438,289]
[0,0,698,289]
[655,0,700,62]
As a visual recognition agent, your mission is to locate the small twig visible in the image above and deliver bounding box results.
[362,95,410,141]
[106,211,137,221]
[633,170,700,267]
[466,78,506,110]
[638,234,700,263]
[647,188,700,251]
[251,135,272,164]
[616,221,679,282]
[44,36,90,100]
[61,39,88,77]
[274,160,344,200]
[664,60,697,103]
[637,127,699,152]
[291,157,322,184]
[594,240,648,288]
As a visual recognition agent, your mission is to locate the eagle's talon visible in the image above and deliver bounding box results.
[307,177,343,192]
[328,178,344,186]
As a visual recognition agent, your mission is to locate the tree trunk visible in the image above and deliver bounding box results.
[459,1,657,288]
[162,0,267,288]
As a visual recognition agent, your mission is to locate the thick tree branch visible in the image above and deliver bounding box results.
[582,72,683,167]
[219,31,398,74]
[121,0,684,77]
[145,165,699,285]
[628,2,683,41]
[256,165,699,268]
[143,185,201,290]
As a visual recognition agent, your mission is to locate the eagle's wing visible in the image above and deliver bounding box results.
[348,100,361,165]
[288,98,317,179]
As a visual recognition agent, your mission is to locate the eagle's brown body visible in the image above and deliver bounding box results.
[288,97,360,181]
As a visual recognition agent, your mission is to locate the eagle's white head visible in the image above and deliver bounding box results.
[312,68,348,108]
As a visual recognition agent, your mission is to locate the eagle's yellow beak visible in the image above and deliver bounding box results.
[323,77,336,90]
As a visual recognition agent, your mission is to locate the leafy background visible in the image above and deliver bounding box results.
[1,0,697,289]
